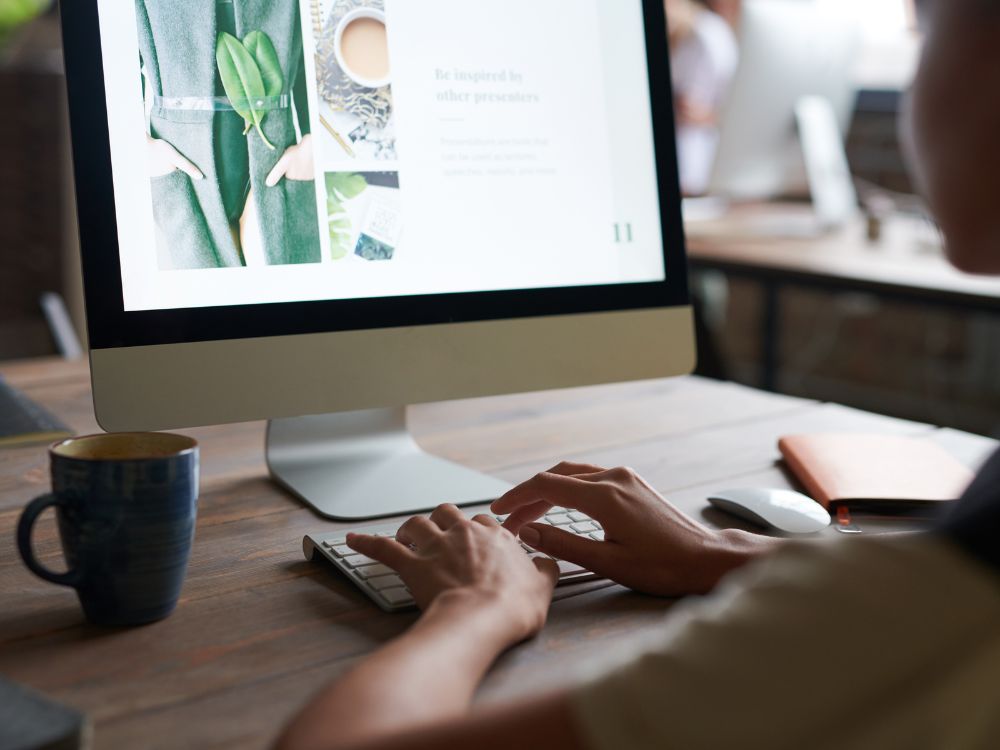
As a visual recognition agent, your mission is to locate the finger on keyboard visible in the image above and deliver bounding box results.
[544,461,608,477]
[519,523,610,571]
[347,533,415,571]
[492,472,606,519]
[501,500,553,533]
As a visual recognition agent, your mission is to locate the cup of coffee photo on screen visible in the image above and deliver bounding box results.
[334,8,391,90]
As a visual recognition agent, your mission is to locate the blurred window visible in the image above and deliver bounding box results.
[825,0,920,88]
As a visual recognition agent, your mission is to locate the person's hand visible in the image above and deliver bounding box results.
[676,95,718,128]
[240,188,264,265]
[347,505,559,645]
[146,135,204,180]
[493,463,780,597]
[266,134,314,186]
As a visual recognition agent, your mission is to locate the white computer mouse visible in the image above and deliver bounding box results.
[708,488,831,534]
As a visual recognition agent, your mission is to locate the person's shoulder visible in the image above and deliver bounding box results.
[745,534,1000,620]
[937,447,1000,573]
[570,533,999,750]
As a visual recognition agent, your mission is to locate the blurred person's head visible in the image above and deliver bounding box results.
[703,0,742,29]
[907,0,1000,274]
[664,0,738,44]
[664,0,701,46]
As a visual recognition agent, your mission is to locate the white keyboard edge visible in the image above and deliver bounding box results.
[304,514,605,613]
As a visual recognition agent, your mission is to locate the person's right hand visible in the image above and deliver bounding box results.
[492,463,781,597]
[346,505,559,648]
[146,135,204,180]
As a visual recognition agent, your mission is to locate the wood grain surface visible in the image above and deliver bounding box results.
[686,203,1000,309]
[1,358,995,749]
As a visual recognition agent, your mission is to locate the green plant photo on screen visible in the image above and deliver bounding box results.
[136,1,320,270]
[216,30,283,149]
[326,173,368,260]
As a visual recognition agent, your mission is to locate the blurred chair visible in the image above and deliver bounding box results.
[40,292,83,359]
[0,9,83,361]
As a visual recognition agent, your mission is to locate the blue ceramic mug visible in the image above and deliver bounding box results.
[17,433,199,626]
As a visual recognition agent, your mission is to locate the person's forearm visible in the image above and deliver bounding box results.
[277,592,514,750]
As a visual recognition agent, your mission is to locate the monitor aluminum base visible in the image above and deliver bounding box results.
[795,95,858,230]
[266,409,512,521]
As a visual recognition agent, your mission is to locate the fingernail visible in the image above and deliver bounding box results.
[519,525,541,547]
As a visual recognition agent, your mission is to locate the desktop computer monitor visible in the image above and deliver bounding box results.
[59,0,694,520]
[707,0,862,226]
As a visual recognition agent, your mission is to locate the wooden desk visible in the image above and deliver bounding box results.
[686,203,1000,390]
[1,358,996,749]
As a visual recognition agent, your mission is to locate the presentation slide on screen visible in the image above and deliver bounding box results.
[99,0,666,311]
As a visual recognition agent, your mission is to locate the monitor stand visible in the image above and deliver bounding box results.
[795,95,858,230]
[266,409,513,521]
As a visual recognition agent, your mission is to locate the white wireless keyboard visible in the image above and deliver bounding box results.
[303,507,605,612]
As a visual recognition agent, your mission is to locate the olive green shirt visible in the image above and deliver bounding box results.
[573,536,1000,749]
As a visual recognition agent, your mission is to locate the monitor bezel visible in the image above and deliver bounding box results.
[61,0,689,351]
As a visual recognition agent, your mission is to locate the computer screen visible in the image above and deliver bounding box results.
[68,0,693,473]
[95,1,668,313]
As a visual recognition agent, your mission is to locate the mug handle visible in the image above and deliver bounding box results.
[17,494,83,588]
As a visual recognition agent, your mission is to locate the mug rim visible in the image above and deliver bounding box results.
[334,7,391,90]
[50,432,199,462]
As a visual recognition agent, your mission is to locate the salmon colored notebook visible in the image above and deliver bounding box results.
[778,434,975,511]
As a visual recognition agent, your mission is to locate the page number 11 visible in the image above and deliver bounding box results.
[614,223,634,244]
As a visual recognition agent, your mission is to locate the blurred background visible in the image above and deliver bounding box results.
[1,0,998,437]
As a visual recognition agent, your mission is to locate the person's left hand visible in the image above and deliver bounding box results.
[347,505,559,645]
[492,462,780,597]
[266,134,314,186]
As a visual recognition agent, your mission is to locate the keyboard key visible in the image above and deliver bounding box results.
[590,530,605,541]
[557,560,587,576]
[323,537,348,548]
[355,564,395,579]
[569,512,590,523]
[368,574,405,591]
[343,554,378,568]
[380,588,413,606]
[572,521,599,534]
[326,545,352,557]
[547,513,572,526]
